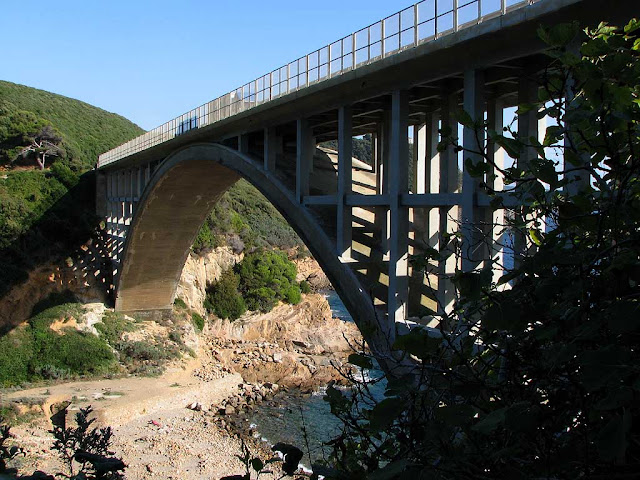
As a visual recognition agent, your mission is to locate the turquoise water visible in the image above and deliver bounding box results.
[322,289,352,322]
[247,290,382,463]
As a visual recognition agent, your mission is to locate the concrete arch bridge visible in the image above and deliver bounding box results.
[96,0,629,365]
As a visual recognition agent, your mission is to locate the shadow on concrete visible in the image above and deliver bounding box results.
[0,170,112,335]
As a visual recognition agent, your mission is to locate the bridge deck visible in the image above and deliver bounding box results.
[97,0,589,170]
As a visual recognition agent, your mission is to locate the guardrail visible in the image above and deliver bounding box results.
[98,0,538,168]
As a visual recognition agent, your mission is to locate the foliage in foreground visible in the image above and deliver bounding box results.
[205,250,303,320]
[311,19,640,479]
[1,405,125,479]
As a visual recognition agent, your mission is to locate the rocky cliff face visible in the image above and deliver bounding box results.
[175,247,243,315]
[203,293,361,389]
[292,255,332,291]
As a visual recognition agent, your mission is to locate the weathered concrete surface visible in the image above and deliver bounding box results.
[115,155,239,311]
[115,144,399,368]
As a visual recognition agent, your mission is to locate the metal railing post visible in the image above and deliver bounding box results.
[435,0,439,37]
[453,0,459,32]
[414,3,419,45]
[352,34,357,67]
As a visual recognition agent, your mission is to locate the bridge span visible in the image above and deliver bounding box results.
[96,0,629,362]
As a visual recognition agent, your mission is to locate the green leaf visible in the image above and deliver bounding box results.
[596,414,630,461]
[435,404,477,426]
[453,269,492,301]
[369,397,407,432]
[456,109,474,128]
[529,228,544,246]
[348,353,373,370]
[624,18,640,33]
[581,38,610,57]
[493,134,521,159]
[251,458,264,472]
[368,459,412,480]
[483,296,524,332]
[538,22,579,47]
[543,125,563,147]
[607,301,640,333]
[472,407,506,434]
[530,158,559,186]
[393,328,442,360]
[465,157,490,178]
[489,196,504,209]
[595,387,634,411]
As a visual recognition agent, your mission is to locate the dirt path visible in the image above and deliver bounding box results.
[2,361,260,479]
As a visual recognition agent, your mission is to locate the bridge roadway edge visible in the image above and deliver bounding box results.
[114,143,400,371]
[96,0,625,174]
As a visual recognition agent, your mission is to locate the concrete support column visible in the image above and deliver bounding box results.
[437,90,459,314]
[487,97,506,282]
[415,123,427,194]
[337,105,353,258]
[296,118,314,202]
[387,90,410,327]
[238,133,250,155]
[461,68,486,272]
[96,171,107,217]
[374,125,384,194]
[514,73,539,268]
[263,127,278,172]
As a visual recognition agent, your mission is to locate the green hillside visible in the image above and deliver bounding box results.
[0,80,143,169]
[0,81,144,299]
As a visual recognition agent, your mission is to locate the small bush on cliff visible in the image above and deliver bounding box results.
[237,250,301,312]
[205,250,302,318]
[192,312,205,331]
[95,311,138,348]
[205,269,247,320]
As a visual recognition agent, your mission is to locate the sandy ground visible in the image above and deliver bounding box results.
[3,363,274,479]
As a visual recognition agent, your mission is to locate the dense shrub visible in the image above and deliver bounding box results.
[238,250,301,312]
[192,312,205,331]
[50,161,79,189]
[193,180,303,252]
[0,304,116,386]
[245,286,277,313]
[95,311,138,347]
[206,250,302,318]
[284,284,302,304]
[300,280,311,294]
[205,269,247,320]
[173,297,187,309]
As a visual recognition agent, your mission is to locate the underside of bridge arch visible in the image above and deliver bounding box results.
[115,143,393,361]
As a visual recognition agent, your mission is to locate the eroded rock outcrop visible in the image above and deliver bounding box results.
[176,247,243,315]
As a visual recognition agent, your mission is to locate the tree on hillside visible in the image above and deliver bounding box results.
[0,105,65,169]
[318,18,640,479]
[17,124,64,170]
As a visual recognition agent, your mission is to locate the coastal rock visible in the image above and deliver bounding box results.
[176,247,243,315]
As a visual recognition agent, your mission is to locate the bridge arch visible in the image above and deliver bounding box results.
[115,143,395,365]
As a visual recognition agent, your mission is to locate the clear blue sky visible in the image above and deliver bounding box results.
[0,0,411,130]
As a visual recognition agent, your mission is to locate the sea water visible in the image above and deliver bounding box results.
[247,290,385,464]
